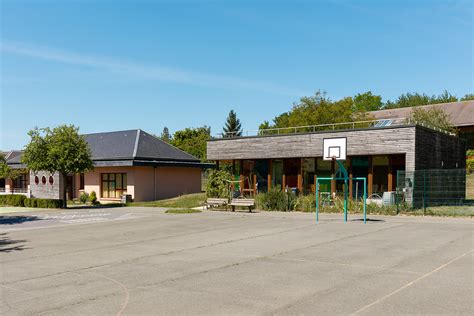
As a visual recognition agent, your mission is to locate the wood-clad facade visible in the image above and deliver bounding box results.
[207,125,466,199]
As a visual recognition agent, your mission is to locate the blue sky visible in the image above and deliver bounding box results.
[1,0,472,149]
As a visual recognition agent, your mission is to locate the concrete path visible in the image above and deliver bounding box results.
[1,208,472,315]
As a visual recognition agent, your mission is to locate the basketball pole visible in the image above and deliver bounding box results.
[333,157,349,223]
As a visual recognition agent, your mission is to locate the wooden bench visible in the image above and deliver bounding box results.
[229,198,255,213]
[205,198,228,209]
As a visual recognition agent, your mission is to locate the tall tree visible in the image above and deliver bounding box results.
[410,107,457,134]
[171,126,211,161]
[353,91,383,112]
[160,126,171,143]
[384,90,458,109]
[260,91,371,132]
[222,110,242,137]
[22,125,94,208]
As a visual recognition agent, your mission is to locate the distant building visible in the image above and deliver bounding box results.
[369,100,474,149]
[2,129,211,202]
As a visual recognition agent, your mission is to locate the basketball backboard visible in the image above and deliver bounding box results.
[323,137,347,160]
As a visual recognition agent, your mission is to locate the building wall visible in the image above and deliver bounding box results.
[29,171,63,200]
[154,167,202,200]
[208,126,417,172]
[132,166,155,201]
[415,126,467,170]
[82,165,201,202]
[83,166,136,201]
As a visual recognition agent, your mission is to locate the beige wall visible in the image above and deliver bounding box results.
[81,166,201,202]
[132,166,155,201]
[83,166,135,201]
[154,167,202,200]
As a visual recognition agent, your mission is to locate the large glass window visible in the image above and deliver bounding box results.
[101,173,127,198]
[302,158,316,193]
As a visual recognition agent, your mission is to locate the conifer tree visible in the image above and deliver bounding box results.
[222,110,242,137]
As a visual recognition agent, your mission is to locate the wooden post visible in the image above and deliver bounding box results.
[232,160,236,176]
[267,159,272,190]
[348,157,353,199]
[239,160,244,193]
[282,174,286,192]
[216,160,220,170]
[388,156,393,192]
[253,174,257,196]
[313,175,317,193]
[297,158,303,193]
[368,156,373,195]
[331,158,336,197]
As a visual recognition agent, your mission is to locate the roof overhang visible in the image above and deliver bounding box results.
[93,159,214,169]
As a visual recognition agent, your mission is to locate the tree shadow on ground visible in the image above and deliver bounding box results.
[0,215,43,225]
[0,233,28,252]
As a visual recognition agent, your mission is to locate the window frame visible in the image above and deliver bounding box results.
[100,173,127,198]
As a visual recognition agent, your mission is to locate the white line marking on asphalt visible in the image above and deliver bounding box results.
[90,273,130,316]
[352,249,474,315]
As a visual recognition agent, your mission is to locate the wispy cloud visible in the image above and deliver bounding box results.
[0,40,305,96]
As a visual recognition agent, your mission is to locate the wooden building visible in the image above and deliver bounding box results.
[207,124,466,202]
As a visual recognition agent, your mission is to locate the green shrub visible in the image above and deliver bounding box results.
[24,198,62,208]
[0,194,26,207]
[294,194,316,212]
[256,186,296,211]
[89,191,98,204]
[467,159,474,174]
[80,192,89,203]
[23,198,35,208]
[206,169,232,198]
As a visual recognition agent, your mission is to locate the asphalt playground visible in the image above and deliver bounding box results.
[1,207,473,315]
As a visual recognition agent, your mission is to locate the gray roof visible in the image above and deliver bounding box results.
[369,100,474,127]
[5,129,209,169]
[4,150,26,169]
[85,129,199,162]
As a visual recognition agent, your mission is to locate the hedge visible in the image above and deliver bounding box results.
[0,194,26,207]
[0,195,62,208]
[24,198,63,209]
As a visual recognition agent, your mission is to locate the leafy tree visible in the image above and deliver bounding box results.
[461,94,474,101]
[160,126,172,143]
[384,92,432,109]
[410,107,457,134]
[22,125,94,208]
[385,90,458,109]
[353,91,383,112]
[171,126,211,161]
[222,110,242,137]
[432,90,458,104]
[261,91,372,132]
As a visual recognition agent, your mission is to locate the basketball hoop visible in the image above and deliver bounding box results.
[323,137,346,161]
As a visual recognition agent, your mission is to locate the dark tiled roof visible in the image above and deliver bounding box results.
[4,151,23,164]
[134,130,198,161]
[4,129,201,168]
[369,100,474,127]
[85,129,198,162]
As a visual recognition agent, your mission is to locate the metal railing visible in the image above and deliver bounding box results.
[216,117,456,138]
[0,188,29,195]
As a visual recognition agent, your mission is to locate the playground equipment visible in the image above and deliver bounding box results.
[316,138,367,223]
